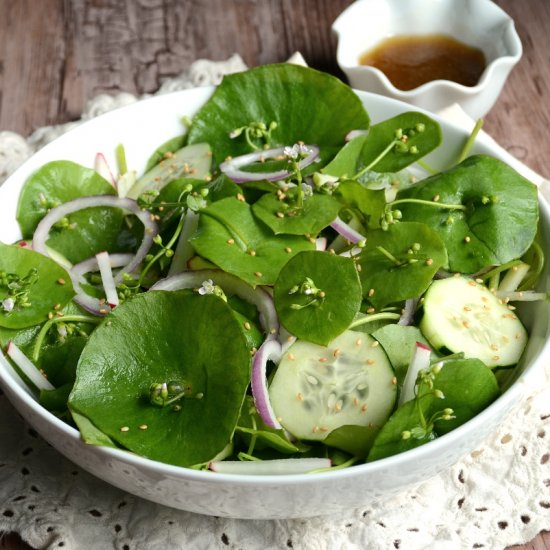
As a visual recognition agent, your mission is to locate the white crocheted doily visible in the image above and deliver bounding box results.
[1,55,549,550]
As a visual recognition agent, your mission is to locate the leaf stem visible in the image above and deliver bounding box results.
[390,198,467,212]
[353,139,398,180]
[349,312,401,329]
[456,118,484,165]
[32,314,101,362]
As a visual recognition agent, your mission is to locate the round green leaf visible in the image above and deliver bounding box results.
[16,160,134,263]
[397,155,539,273]
[0,243,74,329]
[433,358,500,435]
[357,221,448,309]
[187,64,370,167]
[273,251,362,345]
[68,291,251,467]
[190,197,314,286]
[252,190,342,236]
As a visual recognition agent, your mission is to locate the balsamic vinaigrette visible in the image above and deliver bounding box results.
[359,34,486,91]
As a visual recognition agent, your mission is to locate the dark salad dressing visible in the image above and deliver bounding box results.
[359,33,486,90]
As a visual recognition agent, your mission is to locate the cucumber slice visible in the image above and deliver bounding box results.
[268,330,397,443]
[420,276,528,367]
[127,142,212,199]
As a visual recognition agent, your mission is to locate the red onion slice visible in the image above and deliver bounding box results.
[345,129,369,142]
[6,341,55,391]
[315,237,327,251]
[167,210,199,277]
[251,338,283,429]
[70,253,133,316]
[32,195,158,285]
[94,152,117,188]
[151,270,279,337]
[96,251,120,308]
[398,342,432,406]
[219,144,320,183]
[209,457,331,475]
[398,298,419,326]
[330,216,367,244]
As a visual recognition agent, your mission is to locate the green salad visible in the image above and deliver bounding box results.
[0,64,545,474]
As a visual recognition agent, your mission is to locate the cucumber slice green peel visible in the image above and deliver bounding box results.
[268,330,397,455]
[420,276,528,367]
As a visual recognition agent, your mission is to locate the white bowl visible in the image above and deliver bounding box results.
[0,87,548,519]
[332,0,522,119]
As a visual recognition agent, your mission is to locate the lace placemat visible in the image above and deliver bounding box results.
[1,56,549,550]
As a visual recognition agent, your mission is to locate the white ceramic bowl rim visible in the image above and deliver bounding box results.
[0,86,547,501]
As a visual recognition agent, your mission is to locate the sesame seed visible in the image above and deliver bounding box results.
[391,377,397,385]
[243,321,251,330]
[371,340,379,347]
[237,193,246,202]
[463,306,472,312]
[120,426,130,432]
[355,338,362,346]
[276,212,285,218]
[312,426,320,433]
[226,238,235,245]
[319,357,328,363]
[307,375,318,385]
[353,397,360,406]
[366,358,375,365]
[254,271,263,278]
[284,247,292,253]
[426,258,433,266]
[57,278,66,285]
[333,348,341,358]
[319,426,329,432]
[53,303,61,310]
[248,249,256,256]
[432,194,440,202]
[139,424,148,430]
[366,307,375,314]
[464,236,471,243]
[288,353,295,360]
[47,312,53,320]
[462,321,470,328]
[297,392,304,401]
[368,288,375,297]
[361,404,368,412]
[335,400,343,412]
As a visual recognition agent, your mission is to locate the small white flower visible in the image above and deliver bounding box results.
[284,143,312,160]
[301,183,313,197]
[198,279,215,295]
[1,297,15,312]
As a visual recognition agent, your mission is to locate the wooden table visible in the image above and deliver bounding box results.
[0,1,548,548]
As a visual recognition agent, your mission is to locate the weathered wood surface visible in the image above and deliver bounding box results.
[0,0,549,177]
[0,1,549,549]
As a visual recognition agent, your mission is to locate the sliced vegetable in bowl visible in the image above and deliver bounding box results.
[0,63,548,518]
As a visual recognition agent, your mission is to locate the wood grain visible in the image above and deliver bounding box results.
[0,1,549,549]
